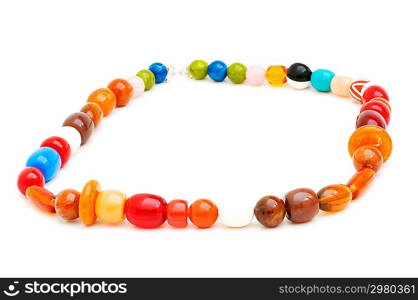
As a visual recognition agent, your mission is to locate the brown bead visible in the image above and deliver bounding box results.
[55,189,80,220]
[80,103,103,127]
[254,196,286,228]
[63,112,94,145]
[352,145,383,172]
[317,184,352,212]
[285,188,319,223]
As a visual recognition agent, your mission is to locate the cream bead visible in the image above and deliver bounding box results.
[54,126,82,155]
[287,77,310,89]
[331,75,353,97]
[95,190,127,224]
[219,203,254,228]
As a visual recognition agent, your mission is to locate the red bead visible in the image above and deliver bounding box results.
[17,167,45,195]
[167,200,188,228]
[362,85,389,103]
[356,110,387,129]
[40,136,71,168]
[125,194,167,228]
[360,98,391,125]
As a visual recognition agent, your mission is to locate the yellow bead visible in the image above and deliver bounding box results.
[266,65,287,87]
[95,190,127,224]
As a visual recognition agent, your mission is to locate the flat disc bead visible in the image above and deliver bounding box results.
[352,145,383,172]
[125,194,167,228]
[286,63,312,89]
[95,190,127,224]
[227,63,247,84]
[362,84,389,103]
[136,69,155,91]
[311,69,335,92]
[331,75,353,97]
[266,65,287,87]
[126,76,145,98]
[317,184,352,212]
[17,167,45,195]
[208,61,228,82]
[219,202,254,228]
[53,126,82,155]
[55,189,80,220]
[80,103,103,127]
[189,199,218,228]
[26,186,55,213]
[356,110,387,129]
[26,147,61,182]
[79,180,101,226]
[40,136,71,168]
[246,66,265,86]
[285,188,319,223]
[87,88,116,117]
[254,196,285,228]
[347,168,375,200]
[63,112,94,145]
[361,98,391,125]
[188,59,208,80]
[107,78,133,107]
[167,200,188,228]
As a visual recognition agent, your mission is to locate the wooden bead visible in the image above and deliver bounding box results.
[87,88,116,117]
[285,188,319,223]
[95,190,127,224]
[55,189,80,220]
[347,168,375,200]
[62,112,94,145]
[79,180,101,226]
[25,186,55,213]
[317,184,352,212]
[254,196,286,228]
[80,103,103,127]
[352,145,383,172]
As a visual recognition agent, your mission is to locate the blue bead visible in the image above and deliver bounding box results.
[149,63,168,84]
[311,69,335,92]
[208,61,227,82]
[26,147,61,182]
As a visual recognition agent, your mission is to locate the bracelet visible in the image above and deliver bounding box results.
[17,60,392,229]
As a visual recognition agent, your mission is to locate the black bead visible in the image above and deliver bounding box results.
[287,63,312,82]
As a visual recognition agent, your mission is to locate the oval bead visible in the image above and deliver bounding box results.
[136,69,155,91]
[246,66,265,86]
[311,69,335,92]
[80,102,103,128]
[55,189,80,220]
[266,65,287,87]
[26,147,61,182]
[87,88,116,117]
[95,190,127,224]
[189,199,218,228]
[227,63,247,84]
[125,194,167,228]
[254,196,286,228]
[40,136,71,168]
[331,75,352,97]
[79,180,101,226]
[17,167,45,196]
[126,76,145,98]
[107,78,133,107]
[362,85,389,103]
[149,62,168,84]
[26,186,55,213]
[285,188,319,223]
[347,168,376,200]
[219,202,254,228]
[356,110,387,129]
[317,184,352,212]
[361,98,391,125]
[188,59,208,80]
[208,61,228,82]
[352,145,383,172]
[286,63,312,89]
[63,112,94,145]
[53,126,82,155]
[349,79,369,103]
[167,200,188,228]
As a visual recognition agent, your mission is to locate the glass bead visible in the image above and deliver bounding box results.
[40,136,71,168]
[361,98,391,125]
[285,188,319,223]
[26,147,61,182]
[80,103,103,128]
[95,190,127,224]
[79,180,101,226]
[26,186,55,213]
[362,84,389,103]
[286,63,312,89]
[189,199,218,228]
[87,88,116,117]
[266,65,287,87]
[136,69,155,91]
[356,110,387,129]
[17,167,45,196]
[149,62,168,84]
[246,66,265,86]
[331,75,353,97]
[208,60,228,82]
[62,112,94,145]
[311,69,335,92]
[227,63,247,84]
[107,78,133,107]
[349,79,369,103]
[125,194,167,228]
[188,59,208,80]
[317,184,352,212]
[167,200,188,228]
[347,168,375,200]
[254,196,285,228]
[352,145,383,172]
[126,76,145,98]
[55,189,80,220]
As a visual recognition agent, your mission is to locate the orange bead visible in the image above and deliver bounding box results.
[189,199,218,228]
[348,125,392,162]
[352,145,383,172]
[87,88,116,117]
[317,184,352,212]
[79,180,101,226]
[95,190,127,224]
[347,168,376,200]
[107,79,133,107]
[25,186,55,213]
[266,65,287,87]
[55,189,80,220]
[80,103,103,127]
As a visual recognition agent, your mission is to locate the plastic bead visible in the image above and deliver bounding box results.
[95,190,127,224]
[149,63,168,84]
[125,194,167,228]
[219,202,254,228]
[286,63,312,89]
[349,79,369,103]
[362,84,389,103]
[227,63,247,84]
[331,75,352,97]
[136,70,155,91]
[208,60,228,82]
[26,147,61,182]
[107,78,133,107]
[26,186,55,213]
[55,189,80,220]
[347,168,376,200]
[356,110,387,129]
[311,69,335,92]
[284,188,319,223]
[254,196,286,228]
[188,59,208,80]
[126,76,145,98]
[79,180,101,226]
[17,167,45,196]
[80,103,103,127]
[189,199,218,228]
[317,184,352,212]
[246,66,265,86]
[40,136,71,168]
[54,126,82,155]
[266,65,287,87]
[63,112,94,145]
[87,88,116,117]
[352,145,383,172]
[360,98,391,125]
[167,200,188,228]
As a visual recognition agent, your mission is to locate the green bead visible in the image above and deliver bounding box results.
[227,63,247,84]
[136,69,155,91]
[188,59,208,80]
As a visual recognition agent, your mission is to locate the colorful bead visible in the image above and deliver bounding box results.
[107,78,133,107]
[62,112,94,145]
[286,63,312,89]
[266,65,287,87]
[317,184,352,212]
[284,188,319,223]
[80,103,103,127]
[227,63,247,84]
[219,203,254,228]
[352,145,383,172]
[26,147,61,182]
[95,190,127,224]
[208,61,228,82]
[87,88,116,117]
[245,66,265,86]
[149,63,168,84]
[125,194,167,228]
[330,75,352,97]
[40,136,71,168]
[311,69,335,92]
[254,196,286,228]
[347,168,375,200]
[167,200,188,228]
[362,84,389,103]
[55,189,80,220]
[349,79,369,103]
[136,69,155,91]
[356,110,387,129]
[79,180,101,226]
[188,59,208,80]
[54,126,81,155]
[26,186,55,213]
[126,76,145,98]
[17,167,45,196]
[189,199,218,228]
[361,98,391,125]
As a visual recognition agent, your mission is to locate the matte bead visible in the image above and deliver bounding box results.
[80,103,103,127]
[107,78,133,107]
[26,186,55,213]
[54,126,82,155]
[349,79,369,103]
[149,62,168,84]
[227,63,247,84]
[208,60,228,82]
[189,199,218,228]
[136,69,155,91]
[361,98,391,125]
[79,180,101,226]
[285,188,319,223]
[40,136,71,168]
[95,190,127,224]
[254,196,286,228]
[347,168,375,200]
[311,69,335,92]
[356,110,387,129]
[17,167,45,196]
[125,194,167,228]
[63,112,94,145]
[167,200,188,228]
[318,184,352,212]
[26,147,61,182]
[126,76,145,98]
[266,65,287,87]
[87,88,116,117]
[331,75,353,97]
[219,203,254,228]
[55,189,80,220]
[286,63,312,89]
[188,59,208,80]
[245,66,265,86]
[352,145,383,172]
[362,84,389,103]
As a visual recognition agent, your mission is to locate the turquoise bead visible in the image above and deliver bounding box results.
[26,147,61,182]
[311,69,335,92]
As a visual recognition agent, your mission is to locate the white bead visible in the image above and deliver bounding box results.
[219,203,254,228]
[286,77,310,89]
[54,126,82,155]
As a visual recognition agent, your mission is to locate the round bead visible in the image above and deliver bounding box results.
[219,203,254,228]
[17,167,45,196]
[54,126,82,155]
[286,63,312,89]
[330,75,353,97]
[311,69,335,92]
[80,103,103,127]
[266,65,287,87]
[87,88,116,117]
[254,196,286,228]
[356,110,387,129]
[26,186,55,213]
[26,147,61,182]
[167,199,188,228]
[284,188,319,223]
[126,76,145,98]
[245,66,266,86]
[55,189,80,220]
[79,179,101,226]
[361,98,391,125]
[352,145,383,172]
[136,69,155,91]
[349,79,369,103]
[95,190,127,224]
[40,136,71,168]
[362,85,389,103]
[125,194,167,228]
[107,78,133,107]
[62,112,94,145]
[208,60,228,82]
[188,59,208,80]
[317,184,352,212]
[149,62,168,84]
[348,125,392,162]
[347,168,376,200]
[227,63,247,84]
[189,199,218,228]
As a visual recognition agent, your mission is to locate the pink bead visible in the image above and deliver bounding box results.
[246,66,265,86]
[126,76,145,98]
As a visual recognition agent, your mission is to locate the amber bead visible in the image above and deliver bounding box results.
[80,103,103,127]
[189,199,218,229]
[254,196,286,228]
[266,65,287,87]
[352,145,383,172]
[55,189,80,220]
[107,79,133,107]
[285,188,319,223]
[87,88,116,117]
[25,186,55,213]
[95,190,127,224]
[317,184,352,212]
[347,168,375,200]
[62,112,94,145]
[79,180,101,226]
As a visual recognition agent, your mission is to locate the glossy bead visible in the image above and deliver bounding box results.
[356,110,387,129]
[87,88,116,117]
[125,194,167,228]
[126,76,145,98]
[95,190,127,224]
[136,69,155,91]
[55,189,80,220]
[188,59,208,80]
[26,147,61,182]
[246,66,265,86]
[107,78,133,107]
[79,180,101,226]
[40,136,71,168]
[266,65,287,87]
[317,184,352,212]
[219,202,254,228]
[348,125,392,162]
[311,69,335,92]
[167,200,188,228]
[352,145,383,172]
[331,75,353,97]
[254,196,286,228]
[54,126,82,155]
[285,188,319,223]
[349,79,369,103]
[149,62,168,84]
[286,63,312,89]
[26,186,55,213]
[208,61,228,82]
[361,98,391,125]
[227,63,247,84]
[17,167,45,196]
[80,103,103,127]
[189,199,218,228]
[63,112,94,145]
[362,84,389,103]
[347,168,376,200]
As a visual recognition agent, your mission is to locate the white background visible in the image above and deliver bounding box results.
[0,0,417,277]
